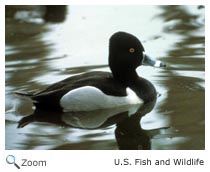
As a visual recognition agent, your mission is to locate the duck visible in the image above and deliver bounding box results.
[15,32,165,112]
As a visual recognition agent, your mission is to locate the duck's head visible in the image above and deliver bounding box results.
[108,32,165,82]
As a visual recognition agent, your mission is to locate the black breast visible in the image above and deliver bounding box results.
[129,77,157,103]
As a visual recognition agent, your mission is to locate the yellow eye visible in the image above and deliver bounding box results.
[129,48,135,53]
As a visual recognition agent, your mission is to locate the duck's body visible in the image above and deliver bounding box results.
[19,71,156,112]
[16,32,164,112]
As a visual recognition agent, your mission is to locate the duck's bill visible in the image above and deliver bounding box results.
[142,52,166,67]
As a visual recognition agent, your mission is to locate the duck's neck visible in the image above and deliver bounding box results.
[112,69,139,85]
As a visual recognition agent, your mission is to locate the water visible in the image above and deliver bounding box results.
[5,5,205,150]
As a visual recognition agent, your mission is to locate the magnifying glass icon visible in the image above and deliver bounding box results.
[6,155,20,169]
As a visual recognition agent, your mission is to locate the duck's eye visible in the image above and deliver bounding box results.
[129,48,135,53]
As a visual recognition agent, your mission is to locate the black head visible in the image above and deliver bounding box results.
[108,32,145,83]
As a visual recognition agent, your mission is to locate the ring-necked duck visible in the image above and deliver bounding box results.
[16,32,165,112]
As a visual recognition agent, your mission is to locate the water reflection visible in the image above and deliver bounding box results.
[17,99,156,150]
[150,6,205,149]
[115,100,156,150]
[5,5,68,111]
[157,5,205,123]
[44,5,67,23]
[6,5,67,23]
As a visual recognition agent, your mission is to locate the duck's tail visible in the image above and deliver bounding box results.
[14,91,34,99]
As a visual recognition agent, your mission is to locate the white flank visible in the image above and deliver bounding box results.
[60,86,143,112]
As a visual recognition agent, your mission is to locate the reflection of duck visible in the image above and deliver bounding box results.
[15,32,165,112]
[18,99,156,150]
[18,104,141,129]
[115,100,156,150]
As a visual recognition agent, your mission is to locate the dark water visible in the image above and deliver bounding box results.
[5,5,205,150]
